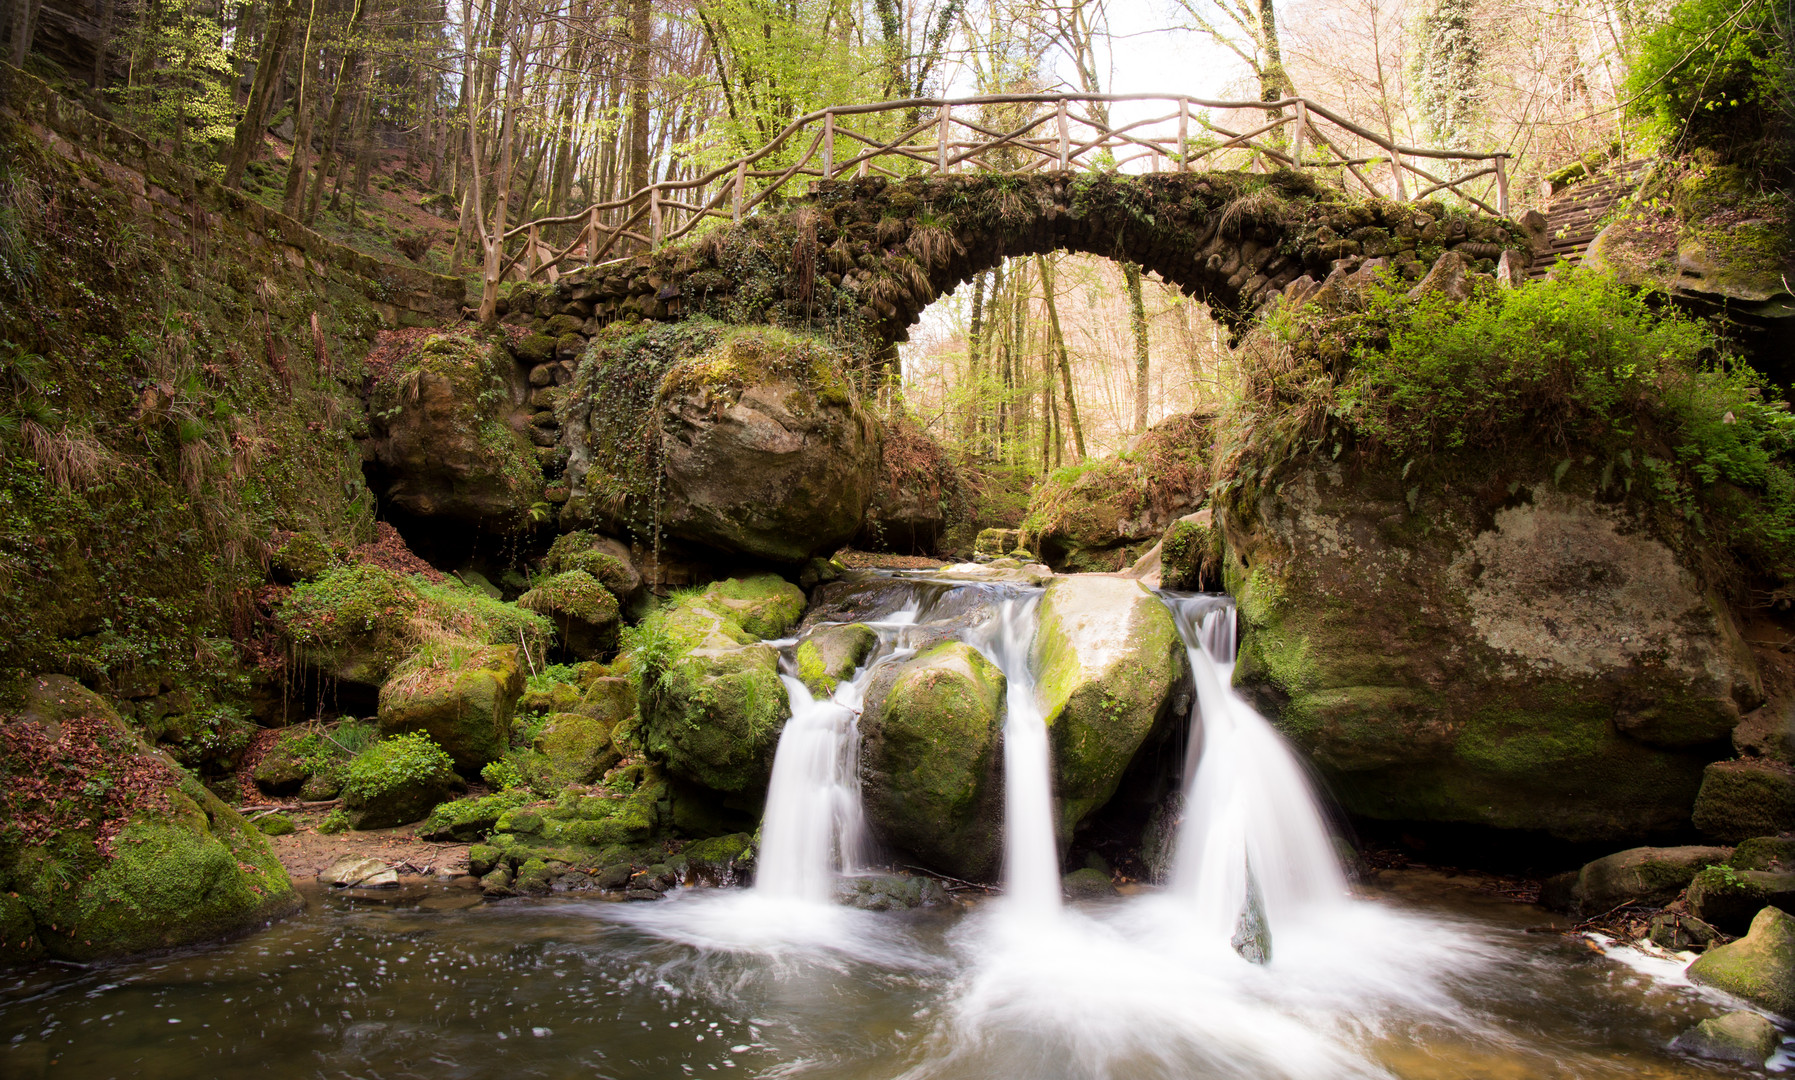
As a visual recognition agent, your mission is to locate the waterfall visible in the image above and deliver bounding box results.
[969,594,1062,916]
[752,605,917,902]
[1161,595,1349,944]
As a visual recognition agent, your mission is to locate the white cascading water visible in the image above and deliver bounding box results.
[968,593,1062,917]
[1163,595,1349,939]
[753,604,919,901]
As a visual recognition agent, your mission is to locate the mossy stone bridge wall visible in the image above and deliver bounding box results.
[503,170,1532,355]
[0,66,464,327]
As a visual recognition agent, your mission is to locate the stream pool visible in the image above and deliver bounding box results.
[2,873,1787,1080]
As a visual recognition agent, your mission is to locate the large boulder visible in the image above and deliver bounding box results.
[0,676,300,964]
[1686,864,1795,933]
[542,531,643,601]
[1692,760,1795,842]
[361,330,544,530]
[1687,905,1795,1016]
[563,322,880,563]
[1022,413,1211,572]
[628,583,791,793]
[341,732,460,829]
[860,641,1007,881]
[1671,1011,1782,1065]
[1567,845,1734,912]
[795,623,879,696]
[377,645,525,772]
[1031,575,1190,839]
[1221,459,1762,842]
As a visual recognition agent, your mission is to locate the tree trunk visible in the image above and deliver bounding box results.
[224,0,294,189]
[1124,262,1150,433]
[1259,0,1288,117]
[965,270,985,444]
[626,0,651,247]
[302,0,368,224]
[279,0,322,217]
[1035,255,1086,461]
[9,0,41,68]
[478,23,530,323]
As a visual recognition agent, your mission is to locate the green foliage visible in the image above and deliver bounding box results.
[342,732,456,801]
[481,758,526,791]
[280,564,554,662]
[524,663,582,694]
[106,0,240,172]
[1413,0,1484,150]
[1624,0,1790,166]
[316,808,351,834]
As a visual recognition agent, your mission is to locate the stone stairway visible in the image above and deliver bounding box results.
[1526,160,1652,279]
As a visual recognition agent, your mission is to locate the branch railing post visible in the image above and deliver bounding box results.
[1178,98,1188,172]
[732,162,745,223]
[822,110,834,180]
[937,104,950,173]
[1495,154,1509,215]
[649,185,662,246]
[1292,100,1307,166]
[1057,100,1069,170]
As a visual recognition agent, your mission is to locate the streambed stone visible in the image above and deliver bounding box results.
[1687,905,1795,1016]
[1672,1011,1781,1064]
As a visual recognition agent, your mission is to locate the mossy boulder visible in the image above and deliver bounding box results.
[795,623,878,697]
[565,323,880,563]
[698,574,806,639]
[1031,575,1190,840]
[576,675,636,725]
[975,528,1023,558]
[1022,413,1211,572]
[682,832,756,884]
[252,738,312,795]
[518,679,583,716]
[1731,836,1795,872]
[255,813,296,836]
[0,676,300,965]
[377,645,526,772]
[543,531,643,600]
[1568,845,1733,912]
[860,641,1006,881]
[489,762,670,863]
[1687,864,1795,932]
[1159,510,1223,591]
[1220,458,1762,842]
[269,532,339,583]
[631,587,790,793]
[1671,1010,1782,1065]
[518,571,621,659]
[420,789,535,841]
[1692,760,1795,842]
[362,330,544,530]
[340,732,459,829]
[1687,905,1795,1016]
[532,711,623,786]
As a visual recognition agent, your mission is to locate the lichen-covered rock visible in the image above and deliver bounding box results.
[795,623,878,696]
[1031,575,1190,839]
[1569,845,1734,912]
[377,646,525,772]
[340,732,459,829]
[1221,458,1762,842]
[0,676,300,964]
[1671,1011,1782,1065]
[1022,412,1211,572]
[629,586,790,793]
[517,571,621,659]
[543,531,643,600]
[1687,905,1795,1016]
[1692,760,1795,842]
[860,641,1006,881]
[564,322,880,563]
[361,330,544,530]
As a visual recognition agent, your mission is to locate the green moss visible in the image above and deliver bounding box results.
[420,790,535,841]
[795,640,831,694]
[343,731,455,800]
[255,813,295,836]
[698,574,805,640]
[518,570,620,629]
[1730,836,1795,871]
[544,532,637,596]
[270,532,339,582]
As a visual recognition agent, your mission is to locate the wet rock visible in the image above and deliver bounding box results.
[1687,905,1795,1015]
[377,646,525,772]
[1569,845,1733,912]
[836,872,951,910]
[1062,868,1118,900]
[795,623,878,697]
[1650,912,1721,951]
[861,641,1007,881]
[479,865,515,896]
[1671,1011,1781,1065]
[514,858,555,895]
[1687,865,1795,932]
[319,856,399,889]
[1031,575,1190,840]
[1692,760,1795,843]
[1223,463,1762,842]
[683,833,756,886]
[517,571,620,659]
[1158,510,1222,591]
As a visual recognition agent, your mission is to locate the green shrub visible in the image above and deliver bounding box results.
[1624,0,1789,166]
[317,808,351,834]
[481,758,526,791]
[342,732,456,801]
[524,663,581,694]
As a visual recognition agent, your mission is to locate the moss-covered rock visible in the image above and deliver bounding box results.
[1022,413,1212,572]
[518,678,583,716]
[795,623,878,697]
[698,574,806,639]
[1031,575,1190,840]
[531,711,622,786]
[255,813,296,836]
[1671,1010,1782,1065]
[1692,760,1795,842]
[629,586,792,793]
[488,762,671,864]
[1220,457,1761,842]
[0,676,300,965]
[1159,510,1223,591]
[419,790,535,841]
[252,738,312,795]
[1731,836,1795,872]
[563,322,881,563]
[1687,905,1795,1016]
[269,532,339,583]
[860,641,1006,881]
[1568,845,1733,912]
[682,832,756,884]
[975,528,1023,558]
[518,571,621,659]
[543,531,643,599]
[362,330,544,531]
[340,731,459,829]
[377,645,526,772]
[1687,864,1795,932]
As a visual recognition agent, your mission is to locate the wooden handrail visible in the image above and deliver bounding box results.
[497,91,1513,282]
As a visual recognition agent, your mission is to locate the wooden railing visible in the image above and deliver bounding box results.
[502,93,1511,283]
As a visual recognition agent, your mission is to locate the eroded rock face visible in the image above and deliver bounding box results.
[1221,456,1761,842]
[1031,575,1190,840]
[0,676,300,965]
[860,641,1006,881]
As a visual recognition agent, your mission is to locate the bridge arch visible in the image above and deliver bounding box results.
[529,170,1530,354]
